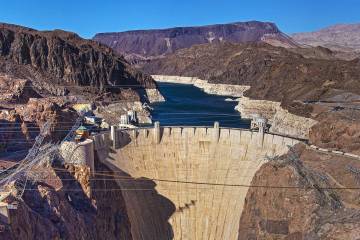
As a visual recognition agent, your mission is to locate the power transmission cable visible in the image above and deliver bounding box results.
[19,167,360,191]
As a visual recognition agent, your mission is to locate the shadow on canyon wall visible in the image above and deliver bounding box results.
[0,118,39,154]
[16,162,133,240]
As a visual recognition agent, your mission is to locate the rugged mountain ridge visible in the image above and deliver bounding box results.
[93,21,298,61]
[0,23,157,100]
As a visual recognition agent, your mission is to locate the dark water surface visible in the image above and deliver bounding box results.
[150,83,250,128]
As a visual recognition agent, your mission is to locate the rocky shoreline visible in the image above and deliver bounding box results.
[152,75,250,97]
[236,97,317,139]
[145,88,165,103]
[152,75,317,138]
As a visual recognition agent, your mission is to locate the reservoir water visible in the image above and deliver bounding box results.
[150,82,250,128]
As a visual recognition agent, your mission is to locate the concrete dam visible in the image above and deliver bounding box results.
[93,123,300,240]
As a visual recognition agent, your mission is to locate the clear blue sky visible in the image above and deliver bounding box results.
[1,0,360,39]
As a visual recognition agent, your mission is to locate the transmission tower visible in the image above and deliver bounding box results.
[0,112,85,199]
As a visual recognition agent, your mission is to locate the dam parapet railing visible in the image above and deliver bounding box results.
[92,122,305,152]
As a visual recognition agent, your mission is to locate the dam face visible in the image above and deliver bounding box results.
[94,126,299,240]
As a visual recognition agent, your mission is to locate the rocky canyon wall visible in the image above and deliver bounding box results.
[1,163,133,240]
[236,97,317,139]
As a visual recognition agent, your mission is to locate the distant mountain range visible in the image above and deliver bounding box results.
[93,21,360,62]
[93,21,299,62]
[292,23,360,53]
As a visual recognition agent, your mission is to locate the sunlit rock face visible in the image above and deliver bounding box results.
[93,21,297,60]
[0,23,157,98]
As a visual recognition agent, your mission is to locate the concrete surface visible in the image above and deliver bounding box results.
[94,126,299,240]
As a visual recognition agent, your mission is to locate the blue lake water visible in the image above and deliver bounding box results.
[150,82,250,128]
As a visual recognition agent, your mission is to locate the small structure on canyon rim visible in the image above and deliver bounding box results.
[75,126,90,141]
[119,110,138,128]
[250,115,269,132]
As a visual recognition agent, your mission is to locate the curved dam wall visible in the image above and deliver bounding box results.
[93,125,300,240]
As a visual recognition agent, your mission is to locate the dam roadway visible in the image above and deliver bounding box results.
[93,123,300,240]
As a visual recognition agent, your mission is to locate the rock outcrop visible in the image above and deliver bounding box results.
[0,74,40,104]
[0,23,158,101]
[235,97,317,139]
[238,145,360,239]
[93,21,298,61]
[2,162,133,239]
[309,109,360,155]
[0,98,78,153]
[144,88,165,103]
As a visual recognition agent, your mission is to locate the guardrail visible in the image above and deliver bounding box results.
[109,124,309,143]
[94,123,360,161]
[309,145,360,160]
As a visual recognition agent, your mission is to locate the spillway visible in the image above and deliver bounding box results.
[93,124,299,240]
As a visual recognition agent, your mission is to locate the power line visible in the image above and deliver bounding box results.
[29,165,268,172]
[155,112,241,116]
[20,176,261,181]
[2,84,238,88]
[18,185,360,191]
[25,168,360,191]
[150,116,241,121]
[0,113,245,126]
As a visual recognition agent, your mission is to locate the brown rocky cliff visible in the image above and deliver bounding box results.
[309,109,360,155]
[0,99,78,153]
[0,110,35,153]
[238,145,360,239]
[2,162,132,240]
[0,23,157,98]
[0,75,40,103]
